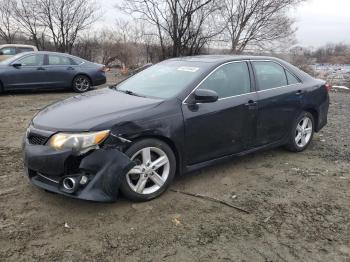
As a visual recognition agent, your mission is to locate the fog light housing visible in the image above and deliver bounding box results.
[80,175,88,185]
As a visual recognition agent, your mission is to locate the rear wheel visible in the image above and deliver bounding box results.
[72,75,91,93]
[120,139,176,202]
[286,111,314,152]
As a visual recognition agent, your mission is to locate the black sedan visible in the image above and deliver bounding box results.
[0,51,106,93]
[23,55,330,202]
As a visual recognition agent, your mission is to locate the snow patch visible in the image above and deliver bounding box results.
[333,86,350,90]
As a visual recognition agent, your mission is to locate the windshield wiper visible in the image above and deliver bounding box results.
[109,84,120,90]
[117,89,145,97]
[109,84,146,97]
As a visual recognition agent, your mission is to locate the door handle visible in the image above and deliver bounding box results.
[245,100,257,109]
[296,90,305,96]
[37,67,45,71]
[67,67,75,71]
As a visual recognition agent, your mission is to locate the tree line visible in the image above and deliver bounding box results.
[3,0,347,68]
[0,0,98,53]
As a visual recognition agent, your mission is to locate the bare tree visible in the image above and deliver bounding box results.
[221,0,304,53]
[38,0,100,53]
[13,0,47,49]
[118,0,221,58]
[0,0,18,43]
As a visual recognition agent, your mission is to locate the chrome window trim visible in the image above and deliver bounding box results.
[12,53,84,67]
[182,60,252,105]
[217,91,256,101]
[182,59,303,105]
[256,82,302,93]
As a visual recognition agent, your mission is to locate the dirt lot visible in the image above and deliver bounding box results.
[0,76,349,261]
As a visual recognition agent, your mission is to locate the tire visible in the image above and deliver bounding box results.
[0,81,3,94]
[285,111,315,152]
[120,138,176,202]
[72,75,91,93]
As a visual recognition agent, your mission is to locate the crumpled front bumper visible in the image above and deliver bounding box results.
[23,142,134,202]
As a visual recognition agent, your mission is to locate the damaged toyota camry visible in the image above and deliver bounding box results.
[23,55,330,202]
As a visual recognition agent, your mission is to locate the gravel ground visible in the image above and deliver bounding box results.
[0,77,349,261]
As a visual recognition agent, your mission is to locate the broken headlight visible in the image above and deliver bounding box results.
[47,130,110,154]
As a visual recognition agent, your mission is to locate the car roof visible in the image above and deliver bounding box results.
[13,51,84,60]
[24,51,73,56]
[0,44,37,49]
[168,54,313,82]
[169,55,283,65]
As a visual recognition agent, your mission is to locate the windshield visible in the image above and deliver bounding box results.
[117,60,206,99]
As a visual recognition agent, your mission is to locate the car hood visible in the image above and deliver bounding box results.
[32,88,164,131]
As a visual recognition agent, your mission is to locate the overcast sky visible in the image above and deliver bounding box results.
[101,0,350,47]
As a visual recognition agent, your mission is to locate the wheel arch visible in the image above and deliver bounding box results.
[303,108,319,132]
[128,135,182,176]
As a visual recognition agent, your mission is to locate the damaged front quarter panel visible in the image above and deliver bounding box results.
[25,96,184,202]
[76,149,135,202]
[27,146,135,202]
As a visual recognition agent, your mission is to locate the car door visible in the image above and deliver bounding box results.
[182,61,258,165]
[3,54,46,89]
[251,60,303,146]
[44,54,78,88]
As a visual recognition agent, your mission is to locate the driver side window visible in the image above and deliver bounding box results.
[17,54,44,66]
[197,62,251,99]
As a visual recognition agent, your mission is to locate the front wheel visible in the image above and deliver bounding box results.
[120,139,176,202]
[72,75,91,93]
[286,111,314,152]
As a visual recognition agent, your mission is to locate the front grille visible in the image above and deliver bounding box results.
[28,133,48,145]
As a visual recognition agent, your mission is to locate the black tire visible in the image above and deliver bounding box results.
[120,138,176,202]
[0,81,4,94]
[285,111,315,152]
[72,75,91,93]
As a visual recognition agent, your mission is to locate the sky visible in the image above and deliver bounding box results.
[100,0,350,47]
[292,0,350,47]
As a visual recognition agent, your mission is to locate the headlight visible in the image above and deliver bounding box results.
[48,130,110,154]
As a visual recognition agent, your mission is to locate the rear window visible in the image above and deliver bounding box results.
[17,47,34,53]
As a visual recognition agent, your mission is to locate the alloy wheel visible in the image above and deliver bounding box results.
[126,147,170,195]
[74,77,90,92]
[295,116,313,148]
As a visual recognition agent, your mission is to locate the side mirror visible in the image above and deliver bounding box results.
[192,89,219,103]
[12,63,22,68]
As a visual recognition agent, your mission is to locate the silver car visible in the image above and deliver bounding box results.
[0,44,38,62]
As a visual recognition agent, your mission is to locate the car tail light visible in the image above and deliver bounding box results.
[325,83,332,92]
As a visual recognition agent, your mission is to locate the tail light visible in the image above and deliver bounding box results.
[325,83,332,92]
[99,66,107,72]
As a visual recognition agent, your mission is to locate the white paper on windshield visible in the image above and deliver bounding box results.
[177,67,199,72]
